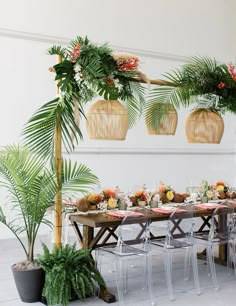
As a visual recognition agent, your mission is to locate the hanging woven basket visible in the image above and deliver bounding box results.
[86,100,129,140]
[185,109,224,144]
[146,104,178,135]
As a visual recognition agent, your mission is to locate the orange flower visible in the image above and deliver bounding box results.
[134,190,143,197]
[103,189,116,200]
[134,190,147,201]
[159,182,166,193]
[86,192,102,204]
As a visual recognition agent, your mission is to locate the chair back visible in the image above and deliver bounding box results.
[165,203,196,248]
[186,186,200,195]
[116,209,151,253]
[208,202,236,241]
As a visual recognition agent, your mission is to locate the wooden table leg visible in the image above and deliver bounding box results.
[83,225,94,249]
[218,213,227,262]
[82,225,116,303]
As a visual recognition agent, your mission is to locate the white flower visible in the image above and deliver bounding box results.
[74,73,81,83]
[74,63,81,73]
[113,79,123,90]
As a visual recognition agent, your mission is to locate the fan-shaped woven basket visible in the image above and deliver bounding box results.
[146,104,178,135]
[185,109,224,143]
[86,100,129,140]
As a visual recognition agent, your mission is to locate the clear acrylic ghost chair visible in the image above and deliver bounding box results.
[195,202,236,290]
[95,209,155,306]
[186,186,200,193]
[151,203,200,301]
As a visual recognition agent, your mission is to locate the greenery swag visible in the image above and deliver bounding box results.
[145,56,236,131]
[23,36,145,158]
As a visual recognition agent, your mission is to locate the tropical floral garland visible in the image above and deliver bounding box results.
[146,56,236,131]
[49,36,145,124]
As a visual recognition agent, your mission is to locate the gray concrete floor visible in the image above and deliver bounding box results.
[0,235,236,306]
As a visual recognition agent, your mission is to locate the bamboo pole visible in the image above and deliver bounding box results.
[54,55,63,248]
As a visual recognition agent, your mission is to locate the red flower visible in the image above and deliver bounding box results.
[117,57,139,72]
[140,193,147,201]
[218,82,226,89]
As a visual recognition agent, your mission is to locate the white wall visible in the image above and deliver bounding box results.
[0,0,236,239]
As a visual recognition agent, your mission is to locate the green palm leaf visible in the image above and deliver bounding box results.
[22,96,83,158]
[0,145,56,261]
[122,82,146,128]
[48,45,67,59]
[61,159,99,194]
[0,145,99,262]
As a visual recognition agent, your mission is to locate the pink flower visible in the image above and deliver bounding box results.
[218,82,226,89]
[228,63,236,81]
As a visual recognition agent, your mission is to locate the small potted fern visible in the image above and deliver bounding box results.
[38,243,105,306]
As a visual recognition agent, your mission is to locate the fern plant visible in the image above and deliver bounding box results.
[145,56,236,131]
[0,145,98,264]
[37,243,105,306]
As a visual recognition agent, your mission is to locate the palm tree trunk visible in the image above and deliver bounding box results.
[54,55,63,248]
[28,243,34,262]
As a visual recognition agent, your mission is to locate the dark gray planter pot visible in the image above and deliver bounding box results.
[12,265,45,303]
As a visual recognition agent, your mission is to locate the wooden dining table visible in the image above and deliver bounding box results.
[69,204,230,303]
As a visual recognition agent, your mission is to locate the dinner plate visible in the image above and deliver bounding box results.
[160,206,176,211]
[113,210,133,215]
[200,203,218,207]
[208,199,226,203]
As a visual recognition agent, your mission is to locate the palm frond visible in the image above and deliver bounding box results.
[0,145,56,261]
[145,101,175,131]
[22,98,59,158]
[48,45,67,59]
[61,159,99,194]
[121,82,146,128]
[22,96,83,158]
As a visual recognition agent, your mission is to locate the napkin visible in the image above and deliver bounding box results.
[196,203,218,210]
[152,207,174,215]
[106,211,143,218]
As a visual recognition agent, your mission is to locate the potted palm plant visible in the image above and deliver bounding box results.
[0,144,98,303]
